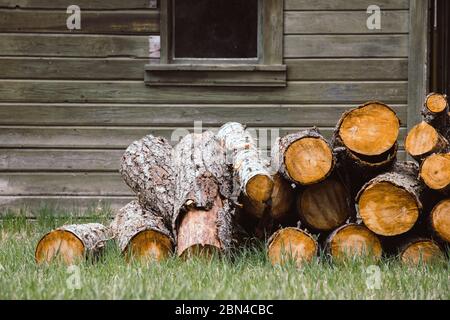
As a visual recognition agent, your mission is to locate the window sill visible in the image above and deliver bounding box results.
[144,64,287,87]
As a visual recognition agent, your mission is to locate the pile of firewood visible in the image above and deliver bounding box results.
[35,93,450,266]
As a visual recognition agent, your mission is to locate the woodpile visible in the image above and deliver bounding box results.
[36,95,449,266]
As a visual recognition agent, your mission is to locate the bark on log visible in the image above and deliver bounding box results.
[422,92,449,137]
[267,227,318,267]
[35,223,111,265]
[110,200,174,261]
[356,162,425,237]
[430,199,450,243]
[420,152,450,195]
[324,223,382,261]
[272,127,335,185]
[405,121,449,162]
[296,176,353,232]
[216,122,273,202]
[119,135,175,227]
[172,131,240,257]
[270,173,296,221]
[332,102,399,187]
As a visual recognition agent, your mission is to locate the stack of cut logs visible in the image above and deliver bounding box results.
[36,93,450,266]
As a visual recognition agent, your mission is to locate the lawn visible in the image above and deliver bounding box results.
[0,207,449,300]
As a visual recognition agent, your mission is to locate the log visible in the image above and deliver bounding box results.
[110,200,174,262]
[270,173,296,221]
[35,223,111,265]
[430,199,450,243]
[267,227,318,267]
[420,153,450,195]
[216,122,273,202]
[332,102,399,185]
[398,238,444,265]
[272,127,334,185]
[356,162,424,236]
[405,121,449,162]
[422,92,449,136]
[172,131,239,257]
[119,134,174,225]
[296,176,352,232]
[325,223,382,261]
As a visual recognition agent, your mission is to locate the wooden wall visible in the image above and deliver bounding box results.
[0,0,410,213]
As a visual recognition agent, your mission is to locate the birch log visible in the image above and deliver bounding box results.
[272,127,335,185]
[110,201,173,261]
[356,162,425,237]
[216,122,273,202]
[173,131,239,257]
[35,223,111,265]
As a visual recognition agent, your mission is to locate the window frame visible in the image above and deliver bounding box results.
[145,0,286,87]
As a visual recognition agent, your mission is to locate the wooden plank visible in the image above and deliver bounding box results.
[0,34,150,58]
[407,0,429,131]
[0,34,408,58]
[0,58,407,81]
[262,0,284,64]
[287,59,408,80]
[0,126,408,149]
[0,0,152,9]
[0,196,132,215]
[0,149,123,171]
[285,35,408,58]
[0,104,408,126]
[285,11,409,34]
[284,0,409,10]
[0,81,408,104]
[0,10,159,34]
[0,173,131,196]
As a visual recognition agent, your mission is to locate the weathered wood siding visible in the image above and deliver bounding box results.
[0,0,410,213]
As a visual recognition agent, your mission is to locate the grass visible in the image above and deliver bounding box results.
[0,207,449,300]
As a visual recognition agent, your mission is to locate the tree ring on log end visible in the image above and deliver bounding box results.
[358,182,419,236]
[339,102,399,156]
[298,179,350,232]
[246,174,274,202]
[180,244,221,260]
[124,230,173,262]
[285,137,333,185]
[426,93,448,113]
[431,199,450,243]
[420,153,450,191]
[35,230,85,265]
[405,122,440,157]
[401,240,443,265]
[267,227,317,267]
[328,224,382,261]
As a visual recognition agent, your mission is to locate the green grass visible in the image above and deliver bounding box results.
[0,208,449,300]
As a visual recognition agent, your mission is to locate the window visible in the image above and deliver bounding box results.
[145,0,286,87]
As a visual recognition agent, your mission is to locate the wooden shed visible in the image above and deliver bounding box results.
[0,0,447,213]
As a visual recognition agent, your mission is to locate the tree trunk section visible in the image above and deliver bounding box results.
[267,227,318,267]
[324,223,382,261]
[422,92,449,137]
[216,122,273,202]
[356,162,425,237]
[272,127,335,185]
[398,238,444,265]
[420,152,450,195]
[110,200,174,262]
[35,223,111,265]
[405,121,449,162]
[430,199,450,243]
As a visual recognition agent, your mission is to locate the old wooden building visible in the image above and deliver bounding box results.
[0,0,447,213]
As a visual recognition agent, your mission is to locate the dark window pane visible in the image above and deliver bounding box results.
[174,0,258,59]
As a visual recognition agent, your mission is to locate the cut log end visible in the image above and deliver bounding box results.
[420,153,450,192]
[246,174,274,203]
[285,137,333,185]
[180,245,221,260]
[125,230,173,262]
[339,102,400,156]
[400,240,443,265]
[431,199,450,243]
[35,230,85,265]
[267,228,318,267]
[405,122,441,158]
[359,182,419,236]
[426,93,448,113]
[176,197,223,257]
[328,224,382,261]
